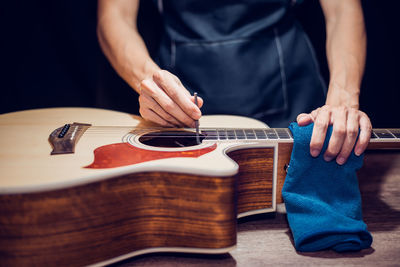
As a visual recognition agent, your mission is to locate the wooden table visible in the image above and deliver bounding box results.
[115,151,400,266]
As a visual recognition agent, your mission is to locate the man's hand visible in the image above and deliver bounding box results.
[297,105,372,165]
[97,1,201,128]
[139,70,203,127]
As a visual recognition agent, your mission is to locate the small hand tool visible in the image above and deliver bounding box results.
[194,92,201,144]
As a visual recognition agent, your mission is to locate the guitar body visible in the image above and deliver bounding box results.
[0,108,285,266]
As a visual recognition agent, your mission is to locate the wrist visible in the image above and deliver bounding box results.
[325,80,360,109]
[130,60,160,93]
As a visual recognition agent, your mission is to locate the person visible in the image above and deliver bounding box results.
[97,0,371,165]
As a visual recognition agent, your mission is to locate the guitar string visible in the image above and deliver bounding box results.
[82,126,298,140]
[69,127,398,140]
[85,126,284,131]
[84,127,399,136]
[85,128,275,134]
[85,126,400,132]
[86,126,283,130]
[83,128,399,139]
[83,132,293,139]
[85,129,262,138]
[72,124,399,140]
[84,128,283,135]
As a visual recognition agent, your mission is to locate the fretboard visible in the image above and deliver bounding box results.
[200,128,400,144]
[201,128,293,141]
[371,129,400,139]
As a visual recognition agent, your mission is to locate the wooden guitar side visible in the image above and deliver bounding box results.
[0,171,236,267]
[228,148,275,216]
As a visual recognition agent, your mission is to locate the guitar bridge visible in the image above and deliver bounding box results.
[49,122,91,155]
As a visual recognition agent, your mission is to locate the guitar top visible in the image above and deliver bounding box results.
[1,107,399,194]
[0,107,270,194]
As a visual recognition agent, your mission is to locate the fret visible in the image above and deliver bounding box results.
[388,129,400,138]
[264,129,278,139]
[235,129,246,139]
[218,130,227,140]
[287,128,293,138]
[254,129,267,139]
[275,128,291,139]
[244,129,256,139]
[373,129,395,139]
[202,130,217,140]
[371,129,400,141]
[226,130,236,140]
[368,129,400,149]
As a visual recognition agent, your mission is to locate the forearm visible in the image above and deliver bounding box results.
[321,0,366,108]
[97,0,159,93]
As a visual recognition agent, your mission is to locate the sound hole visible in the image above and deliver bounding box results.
[139,131,205,148]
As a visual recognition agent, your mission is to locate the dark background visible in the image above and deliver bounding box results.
[2,0,399,127]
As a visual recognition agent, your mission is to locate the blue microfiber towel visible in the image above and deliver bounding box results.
[282,122,373,252]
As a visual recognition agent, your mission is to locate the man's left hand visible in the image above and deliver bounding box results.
[296,105,372,165]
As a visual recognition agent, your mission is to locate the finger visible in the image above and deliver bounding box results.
[354,112,372,156]
[324,107,347,161]
[190,95,204,108]
[141,78,195,127]
[153,70,201,120]
[170,74,204,108]
[297,113,313,126]
[139,107,175,127]
[161,77,204,109]
[171,73,186,89]
[310,108,320,121]
[336,109,359,165]
[310,107,330,157]
[139,94,183,127]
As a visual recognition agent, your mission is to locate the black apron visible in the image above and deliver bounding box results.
[154,0,326,127]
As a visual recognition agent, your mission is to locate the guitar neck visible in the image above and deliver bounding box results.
[367,129,400,149]
[200,128,400,150]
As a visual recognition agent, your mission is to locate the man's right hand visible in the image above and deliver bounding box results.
[138,70,203,128]
[97,2,200,127]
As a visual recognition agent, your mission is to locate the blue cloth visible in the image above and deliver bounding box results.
[282,122,373,252]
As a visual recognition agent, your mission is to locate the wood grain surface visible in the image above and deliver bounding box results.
[276,143,293,204]
[228,148,274,215]
[367,142,400,150]
[0,172,237,266]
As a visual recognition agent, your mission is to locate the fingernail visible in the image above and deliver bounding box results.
[355,149,362,156]
[324,155,333,162]
[311,149,320,157]
[336,156,346,165]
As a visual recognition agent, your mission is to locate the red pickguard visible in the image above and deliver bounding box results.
[85,143,217,169]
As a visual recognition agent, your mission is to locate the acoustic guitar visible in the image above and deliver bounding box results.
[1,107,399,266]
